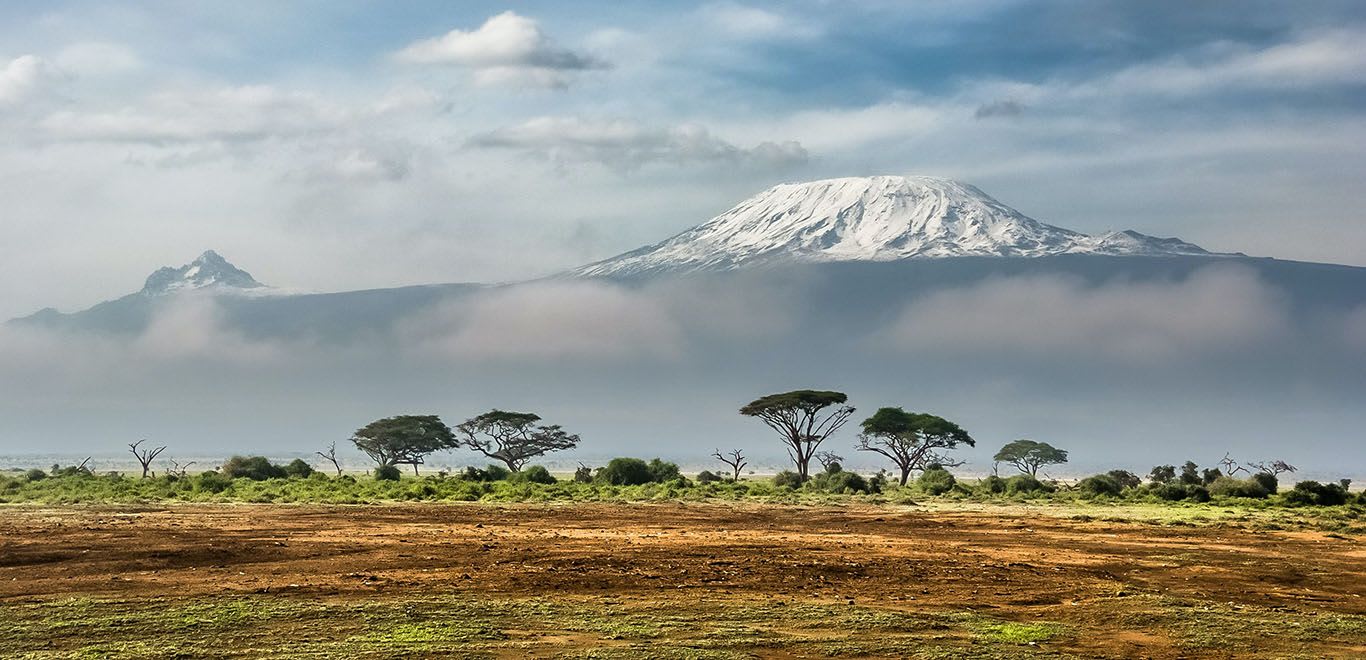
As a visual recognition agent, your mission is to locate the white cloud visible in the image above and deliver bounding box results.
[54,42,141,76]
[400,282,683,362]
[39,85,347,143]
[699,3,819,39]
[395,11,605,88]
[468,116,807,170]
[0,55,55,105]
[880,266,1291,363]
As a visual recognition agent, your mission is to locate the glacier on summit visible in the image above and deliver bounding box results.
[572,176,1218,277]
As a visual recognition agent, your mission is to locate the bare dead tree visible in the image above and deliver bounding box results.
[1246,459,1297,477]
[712,449,748,482]
[316,441,344,476]
[1218,452,1249,476]
[814,451,845,472]
[76,457,92,473]
[168,459,196,478]
[128,440,166,478]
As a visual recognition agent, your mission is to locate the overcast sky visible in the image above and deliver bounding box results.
[3,1,1366,319]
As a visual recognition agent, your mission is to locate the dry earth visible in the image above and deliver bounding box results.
[1,503,1362,658]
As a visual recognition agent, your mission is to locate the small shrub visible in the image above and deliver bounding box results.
[1105,470,1141,490]
[979,475,1006,494]
[194,470,232,494]
[1250,472,1278,494]
[1078,474,1122,498]
[221,456,286,481]
[1209,476,1270,499]
[512,465,556,484]
[461,465,511,482]
[917,468,956,495]
[810,469,869,494]
[374,465,402,481]
[1005,474,1051,495]
[22,468,47,482]
[1282,481,1349,506]
[573,464,593,483]
[646,458,681,483]
[696,470,723,484]
[772,470,804,489]
[597,458,653,486]
[283,459,315,478]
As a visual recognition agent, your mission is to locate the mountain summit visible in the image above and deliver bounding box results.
[572,176,1217,277]
[140,250,266,296]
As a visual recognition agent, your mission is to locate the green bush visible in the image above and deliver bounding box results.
[696,470,723,484]
[283,459,315,478]
[1105,470,1141,490]
[809,469,870,494]
[1004,474,1051,495]
[512,465,556,484]
[597,458,653,486]
[772,471,804,489]
[1282,481,1349,506]
[1078,474,1122,498]
[646,458,681,483]
[461,465,511,482]
[1208,476,1270,499]
[221,456,286,481]
[979,475,1006,494]
[573,464,593,483]
[194,470,232,494]
[1250,472,1278,494]
[22,468,47,482]
[917,468,956,495]
[373,465,402,482]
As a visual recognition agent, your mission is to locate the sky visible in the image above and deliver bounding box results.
[1,2,1365,476]
[2,1,1366,320]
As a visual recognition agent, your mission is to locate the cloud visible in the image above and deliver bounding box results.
[399,282,683,362]
[395,11,605,88]
[1072,28,1366,98]
[974,99,1025,119]
[699,3,819,39]
[468,117,807,170]
[880,266,1291,363]
[38,85,346,144]
[54,42,141,76]
[0,55,56,105]
[0,296,284,383]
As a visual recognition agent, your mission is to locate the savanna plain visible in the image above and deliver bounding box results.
[2,488,1364,659]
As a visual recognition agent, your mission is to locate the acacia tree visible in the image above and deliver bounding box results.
[712,448,748,482]
[856,407,975,486]
[128,440,166,478]
[350,415,457,475]
[456,410,580,472]
[993,439,1068,477]
[740,390,855,481]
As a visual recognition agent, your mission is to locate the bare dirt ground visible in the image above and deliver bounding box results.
[1,502,1363,658]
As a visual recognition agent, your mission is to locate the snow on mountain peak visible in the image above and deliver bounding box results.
[573,175,1218,277]
[140,250,266,296]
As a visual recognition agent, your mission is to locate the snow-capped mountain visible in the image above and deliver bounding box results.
[140,250,266,295]
[573,176,1218,277]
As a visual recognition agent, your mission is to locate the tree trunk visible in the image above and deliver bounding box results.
[796,456,809,481]
[899,467,911,486]
[412,463,420,476]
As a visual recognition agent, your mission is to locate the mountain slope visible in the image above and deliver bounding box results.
[572,176,1219,277]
